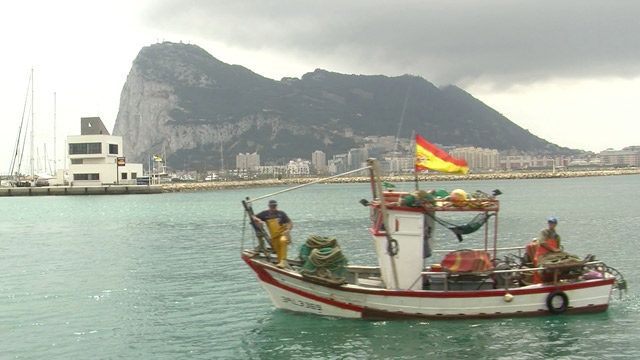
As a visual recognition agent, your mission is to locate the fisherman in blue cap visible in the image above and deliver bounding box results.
[252,200,294,268]
[532,217,562,283]
[537,217,562,254]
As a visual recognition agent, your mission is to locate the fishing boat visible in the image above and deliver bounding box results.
[241,158,627,319]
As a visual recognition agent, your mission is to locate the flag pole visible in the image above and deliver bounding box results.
[413,134,419,190]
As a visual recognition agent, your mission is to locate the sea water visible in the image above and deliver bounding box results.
[1,175,639,359]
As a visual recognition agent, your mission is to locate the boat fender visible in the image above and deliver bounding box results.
[387,238,399,256]
[546,290,569,314]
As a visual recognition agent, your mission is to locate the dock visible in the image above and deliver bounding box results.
[0,185,163,197]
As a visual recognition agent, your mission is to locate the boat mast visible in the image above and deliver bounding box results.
[30,68,35,182]
[368,158,400,288]
[53,92,57,173]
[8,74,31,179]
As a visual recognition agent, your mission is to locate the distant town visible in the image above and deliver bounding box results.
[3,118,638,186]
[226,134,639,181]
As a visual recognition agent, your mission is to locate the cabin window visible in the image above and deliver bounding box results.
[73,173,100,181]
[131,172,137,179]
[109,144,118,155]
[121,173,128,180]
[69,142,102,155]
[71,159,83,164]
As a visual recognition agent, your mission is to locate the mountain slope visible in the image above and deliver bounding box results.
[113,42,572,170]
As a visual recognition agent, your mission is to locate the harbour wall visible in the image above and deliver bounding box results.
[162,168,640,193]
[2,169,637,196]
[0,185,162,197]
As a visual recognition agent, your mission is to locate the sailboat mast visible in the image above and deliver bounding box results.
[54,92,57,173]
[30,68,35,182]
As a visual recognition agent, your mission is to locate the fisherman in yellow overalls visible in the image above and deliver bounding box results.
[252,199,293,268]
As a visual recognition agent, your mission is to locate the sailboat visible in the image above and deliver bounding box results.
[7,70,34,187]
[6,70,62,188]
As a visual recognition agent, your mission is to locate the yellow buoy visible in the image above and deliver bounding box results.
[450,189,467,206]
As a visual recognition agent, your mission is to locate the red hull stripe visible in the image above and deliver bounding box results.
[246,255,614,297]
[361,303,609,320]
[243,255,364,313]
[242,255,613,317]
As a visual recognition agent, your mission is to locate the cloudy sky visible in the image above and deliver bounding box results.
[3,0,639,174]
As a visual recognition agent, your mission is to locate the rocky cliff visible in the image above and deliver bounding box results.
[113,42,572,170]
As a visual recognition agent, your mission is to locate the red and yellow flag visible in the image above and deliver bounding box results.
[415,134,468,174]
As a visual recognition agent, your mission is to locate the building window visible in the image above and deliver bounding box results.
[69,142,102,155]
[121,173,128,180]
[109,144,118,155]
[131,172,137,179]
[71,159,83,164]
[73,173,100,181]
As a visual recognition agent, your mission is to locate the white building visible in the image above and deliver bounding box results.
[328,154,348,175]
[451,147,500,171]
[598,148,640,167]
[67,117,143,186]
[236,152,261,170]
[287,159,310,176]
[311,150,327,174]
[384,155,414,174]
[347,148,367,171]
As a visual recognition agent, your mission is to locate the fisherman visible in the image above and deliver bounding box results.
[536,217,562,255]
[533,217,562,283]
[252,200,293,268]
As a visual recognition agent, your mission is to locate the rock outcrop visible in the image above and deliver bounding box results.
[113,41,575,170]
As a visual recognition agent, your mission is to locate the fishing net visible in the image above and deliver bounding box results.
[299,237,348,283]
[299,235,338,262]
[538,252,583,267]
[426,212,494,242]
[537,251,586,281]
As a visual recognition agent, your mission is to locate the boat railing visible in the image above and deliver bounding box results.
[423,260,606,276]
[420,260,608,290]
[379,191,500,212]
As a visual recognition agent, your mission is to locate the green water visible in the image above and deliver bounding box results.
[1,175,639,359]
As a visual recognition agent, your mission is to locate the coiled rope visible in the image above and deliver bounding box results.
[538,252,582,266]
[299,235,348,282]
[308,247,345,269]
[305,235,337,249]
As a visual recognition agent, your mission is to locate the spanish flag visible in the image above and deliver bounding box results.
[415,134,468,174]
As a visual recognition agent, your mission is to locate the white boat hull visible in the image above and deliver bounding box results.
[243,254,614,319]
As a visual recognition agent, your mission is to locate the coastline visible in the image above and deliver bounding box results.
[161,168,640,192]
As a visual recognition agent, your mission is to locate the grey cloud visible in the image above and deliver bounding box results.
[144,0,640,86]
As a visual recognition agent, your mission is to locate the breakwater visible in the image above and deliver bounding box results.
[162,168,640,192]
[0,184,163,197]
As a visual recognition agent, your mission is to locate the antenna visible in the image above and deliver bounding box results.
[220,142,224,171]
[395,84,411,153]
